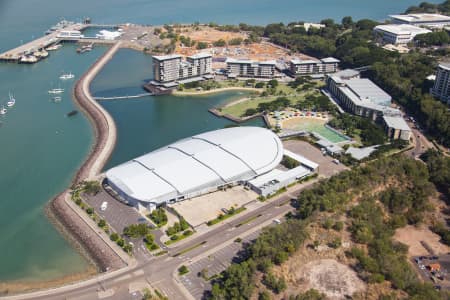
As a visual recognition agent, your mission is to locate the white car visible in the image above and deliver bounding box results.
[273,219,281,224]
[100,201,108,211]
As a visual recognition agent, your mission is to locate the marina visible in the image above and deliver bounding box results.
[0,22,119,64]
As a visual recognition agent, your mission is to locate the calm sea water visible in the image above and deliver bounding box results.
[0,0,440,283]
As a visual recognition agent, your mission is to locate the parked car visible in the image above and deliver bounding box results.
[273,219,281,225]
[100,201,108,211]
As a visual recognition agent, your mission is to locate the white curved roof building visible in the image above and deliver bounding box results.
[106,127,284,206]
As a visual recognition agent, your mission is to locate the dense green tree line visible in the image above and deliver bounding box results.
[405,0,450,14]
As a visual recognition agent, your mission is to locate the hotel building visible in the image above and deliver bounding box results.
[374,24,431,45]
[326,70,411,140]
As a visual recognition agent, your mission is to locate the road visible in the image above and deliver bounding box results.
[4,187,299,300]
[405,121,435,158]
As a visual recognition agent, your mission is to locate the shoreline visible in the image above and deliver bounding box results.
[0,43,125,296]
[172,86,261,96]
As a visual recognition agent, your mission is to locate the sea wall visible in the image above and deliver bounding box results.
[46,42,123,272]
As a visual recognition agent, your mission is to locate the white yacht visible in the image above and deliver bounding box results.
[0,106,7,115]
[7,93,15,107]
[46,44,62,51]
[19,55,38,64]
[48,88,64,94]
[52,96,62,103]
[60,72,75,80]
[34,50,49,59]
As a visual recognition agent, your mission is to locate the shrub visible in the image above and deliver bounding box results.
[110,233,119,241]
[178,265,189,275]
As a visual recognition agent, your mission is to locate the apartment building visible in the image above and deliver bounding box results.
[431,62,450,105]
[289,57,340,76]
[226,58,277,78]
[152,53,212,83]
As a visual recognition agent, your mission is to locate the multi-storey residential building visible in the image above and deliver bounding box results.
[326,70,411,140]
[431,63,450,105]
[390,13,450,28]
[373,24,430,45]
[226,58,276,78]
[186,53,212,77]
[152,54,182,83]
[152,53,212,83]
[289,57,340,76]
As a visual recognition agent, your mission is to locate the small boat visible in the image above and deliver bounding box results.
[34,50,49,59]
[60,72,75,80]
[67,110,78,117]
[48,88,64,94]
[46,44,62,51]
[7,93,15,107]
[0,106,7,115]
[52,96,62,103]
[19,55,38,64]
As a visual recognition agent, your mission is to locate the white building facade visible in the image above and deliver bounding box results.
[390,13,450,28]
[374,24,431,45]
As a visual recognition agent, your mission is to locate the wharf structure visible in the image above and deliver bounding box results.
[225,58,278,79]
[105,127,317,209]
[0,22,119,63]
[431,62,450,105]
[289,57,340,77]
[145,53,213,94]
[373,24,431,45]
[326,69,412,140]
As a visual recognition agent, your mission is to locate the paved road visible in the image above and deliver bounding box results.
[405,121,435,159]
[4,188,298,300]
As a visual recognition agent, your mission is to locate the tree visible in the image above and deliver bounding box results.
[228,37,243,45]
[197,42,208,49]
[213,39,226,47]
[83,180,101,195]
[342,16,354,29]
[178,265,189,275]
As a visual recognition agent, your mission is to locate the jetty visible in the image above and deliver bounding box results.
[0,23,119,63]
[0,24,84,62]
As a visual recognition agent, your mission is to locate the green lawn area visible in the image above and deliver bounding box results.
[221,82,323,118]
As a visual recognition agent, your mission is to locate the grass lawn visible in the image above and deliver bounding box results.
[221,83,322,118]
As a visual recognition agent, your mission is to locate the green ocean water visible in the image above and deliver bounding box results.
[0,0,440,284]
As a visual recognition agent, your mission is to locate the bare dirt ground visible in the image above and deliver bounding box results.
[394,225,450,257]
[180,26,247,44]
[295,259,366,299]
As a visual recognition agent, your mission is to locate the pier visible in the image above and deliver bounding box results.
[0,23,119,63]
[0,24,85,62]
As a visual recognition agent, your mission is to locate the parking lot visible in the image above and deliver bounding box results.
[170,186,257,227]
[180,230,261,299]
[283,139,348,177]
[84,189,148,234]
[413,254,450,290]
